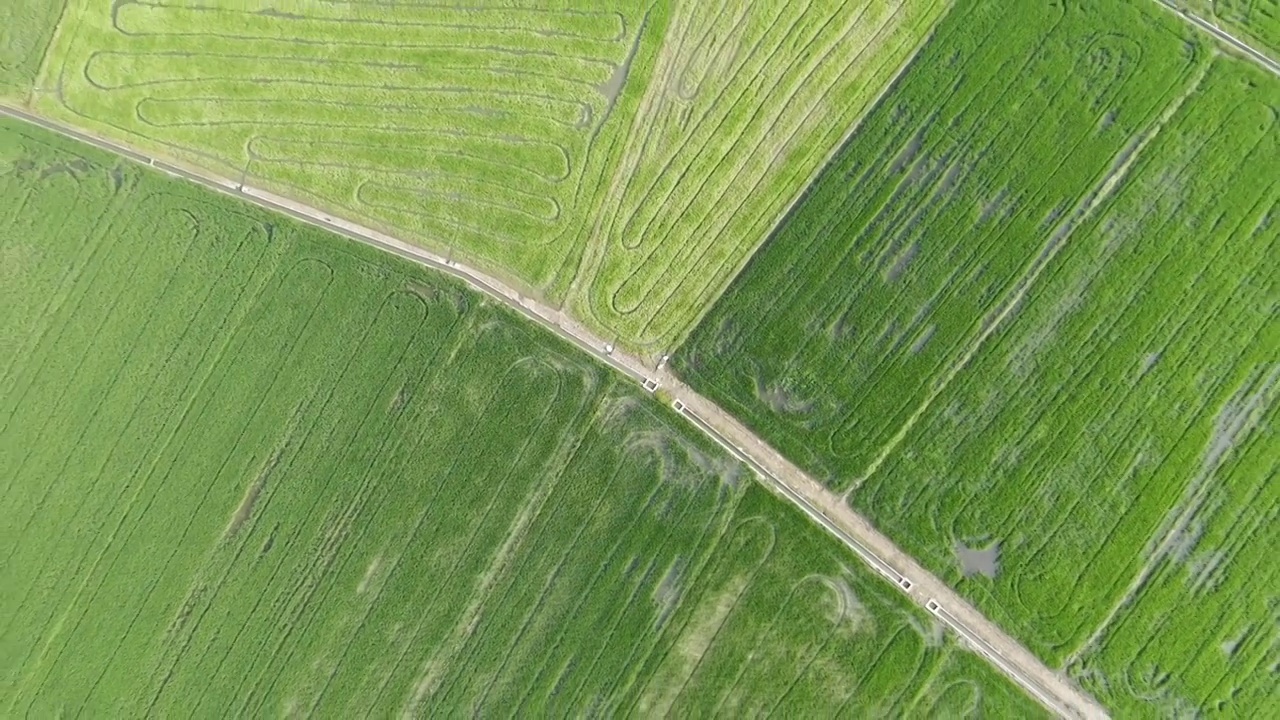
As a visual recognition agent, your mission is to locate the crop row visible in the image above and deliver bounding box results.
[677,0,1205,482]
[854,56,1277,715]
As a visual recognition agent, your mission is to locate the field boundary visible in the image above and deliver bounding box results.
[0,103,1106,720]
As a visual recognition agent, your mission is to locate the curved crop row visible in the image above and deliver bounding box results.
[567,0,950,353]
[28,0,954,354]
[36,0,642,291]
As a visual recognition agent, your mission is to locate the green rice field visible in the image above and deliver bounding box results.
[676,0,1278,715]
[7,0,1276,715]
[23,0,950,354]
[0,118,1044,716]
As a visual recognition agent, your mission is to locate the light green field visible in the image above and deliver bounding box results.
[0,118,1043,716]
[676,0,1278,715]
[25,0,949,354]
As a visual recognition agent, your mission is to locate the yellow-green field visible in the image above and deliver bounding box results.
[22,0,950,353]
[7,0,1275,716]
[675,0,1279,714]
[0,0,64,97]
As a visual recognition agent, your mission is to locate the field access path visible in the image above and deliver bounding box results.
[1152,0,1280,76]
[0,104,1107,720]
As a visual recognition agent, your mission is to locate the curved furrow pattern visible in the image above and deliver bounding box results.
[568,0,950,352]
[38,0,639,285]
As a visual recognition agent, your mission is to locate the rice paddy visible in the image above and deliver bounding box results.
[675,0,1279,714]
[0,0,64,98]
[8,0,1274,715]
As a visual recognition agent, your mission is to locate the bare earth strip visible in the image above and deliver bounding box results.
[0,103,1107,720]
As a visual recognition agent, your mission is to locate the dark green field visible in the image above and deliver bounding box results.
[676,0,1278,714]
[0,118,1044,716]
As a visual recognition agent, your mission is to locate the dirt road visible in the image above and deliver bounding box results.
[1152,0,1280,77]
[0,103,1107,719]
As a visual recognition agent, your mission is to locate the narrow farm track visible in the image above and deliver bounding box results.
[0,104,1107,720]
[1151,0,1280,76]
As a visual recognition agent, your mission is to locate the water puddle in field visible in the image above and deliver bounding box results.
[754,379,812,416]
[651,557,685,630]
[955,540,1000,579]
[0,144,19,175]
[595,9,648,112]
[596,57,630,106]
[37,162,72,179]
